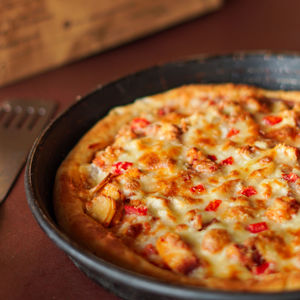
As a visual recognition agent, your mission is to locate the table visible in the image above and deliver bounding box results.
[2,0,300,299]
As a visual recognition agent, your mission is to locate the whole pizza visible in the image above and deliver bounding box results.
[54,84,300,291]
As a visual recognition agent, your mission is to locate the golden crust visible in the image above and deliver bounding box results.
[54,84,300,292]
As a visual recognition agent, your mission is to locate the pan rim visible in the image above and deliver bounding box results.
[25,51,300,299]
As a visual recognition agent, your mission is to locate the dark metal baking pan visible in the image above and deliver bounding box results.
[25,52,300,299]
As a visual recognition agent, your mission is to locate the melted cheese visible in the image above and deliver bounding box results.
[83,86,300,281]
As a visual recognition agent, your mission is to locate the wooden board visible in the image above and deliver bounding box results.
[0,0,223,87]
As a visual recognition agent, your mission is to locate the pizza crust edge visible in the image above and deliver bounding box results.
[53,84,300,291]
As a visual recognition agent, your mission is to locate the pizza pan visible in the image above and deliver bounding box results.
[25,52,300,300]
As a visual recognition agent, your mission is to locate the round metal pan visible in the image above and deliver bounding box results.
[25,53,300,300]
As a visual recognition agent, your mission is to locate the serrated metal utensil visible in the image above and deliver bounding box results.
[0,99,56,203]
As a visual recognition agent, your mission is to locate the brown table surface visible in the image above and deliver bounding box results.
[2,0,300,299]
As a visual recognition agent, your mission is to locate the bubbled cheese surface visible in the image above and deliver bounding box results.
[82,85,300,280]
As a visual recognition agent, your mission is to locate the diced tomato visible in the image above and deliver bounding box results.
[227,128,240,138]
[158,108,165,116]
[124,205,148,216]
[221,156,234,165]
[157,107,172,116]
[113,161,133,175]
[190,184,205,193]
[207,154,217,161]
[241,186,257,197]
[282,173,299,183]
[253,262,270,275]
[131,118,150,131]
[263,115,282,126]
[247,222,268,233]
[205,200,222,212]
[143,243,158,256]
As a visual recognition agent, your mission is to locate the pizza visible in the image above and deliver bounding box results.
[54,84,300,291]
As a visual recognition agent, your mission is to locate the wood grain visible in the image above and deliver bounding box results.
[0,0,223,87]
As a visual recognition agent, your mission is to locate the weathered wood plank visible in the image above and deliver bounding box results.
[0,0,223,87]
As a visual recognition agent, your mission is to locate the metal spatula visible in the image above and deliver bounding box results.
[0,99,56,203]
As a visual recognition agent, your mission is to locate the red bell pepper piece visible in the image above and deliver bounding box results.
[263,115,282,125]
[190,184,205,193]
[131,118,150,131]
[247,222,268,233]
[207,154,217,161]
[157,107,172,116]
[227,128,240,138]
[205,200,222,212]
[282,173,299,183]
[113,161,133,175]
[221,156,234,165]
[241,186,257,197]
[124,205,148,216]
[253,262,270,275]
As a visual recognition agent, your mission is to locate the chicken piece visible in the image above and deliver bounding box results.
[223,205,254,222]
[266,126,297,144]
[101,181,122,200]
[216,179,241,196]
[156,232,198,274]
[273,143,299,164]
[244,97,270,113]
[85,195,117,227]
[221,196,255,222]
[226,243,271,275]
[218,99,244,116]
[249,166,275,180]
[245,231,291,260]
[238,145,258,157]
[144,122,182,141]
[201,228,231,254]
[265,197,300,223]
[184,209,202,230]
[120,169,141,192]
[187,147,219,174]
[92,146,122,168]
